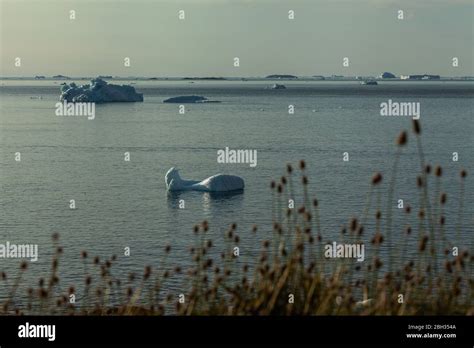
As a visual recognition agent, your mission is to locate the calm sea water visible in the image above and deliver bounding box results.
[0,80,473,301]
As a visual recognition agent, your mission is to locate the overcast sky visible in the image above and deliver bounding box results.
[0,0,472,77]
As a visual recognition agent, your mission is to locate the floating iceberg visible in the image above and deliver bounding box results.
[163,95,220,103]
[270,83,286,89]
[360,80,378,85]
[165,167,244,192]
[60,78,143,103]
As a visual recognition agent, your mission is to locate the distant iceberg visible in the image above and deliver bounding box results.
[60,78,143,103]
[360,80,378,85]
[165,167,244,192]
[270,83,286,89]
[163,95,220,103]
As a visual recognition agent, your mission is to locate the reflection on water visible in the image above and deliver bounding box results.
[202,190,244,211]
[167,189,244,212]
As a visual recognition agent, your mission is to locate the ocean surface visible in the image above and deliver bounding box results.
[0,80,473,303]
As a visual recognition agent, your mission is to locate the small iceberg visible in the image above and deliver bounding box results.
[165,167,244,192]
[163,95,220,103]
[360,80,378,85]
[270,83,286,90]
[60,78,143,103]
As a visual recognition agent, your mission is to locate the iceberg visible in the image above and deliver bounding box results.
[163,95,220,103]
[270,83,286,89]
[165,167,244,192]
[60,78,143,103]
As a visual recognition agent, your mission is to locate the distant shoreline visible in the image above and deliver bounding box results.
[1,76,474,82]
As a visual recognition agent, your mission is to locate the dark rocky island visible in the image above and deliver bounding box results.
[266,74,298,79]
[163,96,220,103]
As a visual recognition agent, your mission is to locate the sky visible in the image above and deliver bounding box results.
[0,0,473,77]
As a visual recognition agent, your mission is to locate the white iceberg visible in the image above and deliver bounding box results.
[270,83,286,89]
[60,78,143,103]
[165,167,244,192]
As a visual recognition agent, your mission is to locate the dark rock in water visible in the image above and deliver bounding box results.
[266,74,297,79]
[360,80,378,85]
[163,95,220,103]
[182,77,226,80]
[60,78,143,103]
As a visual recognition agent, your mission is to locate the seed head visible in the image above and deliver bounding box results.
[144,266,152,280]
[397,131,407,146]
[418,209,425,219]
[350,218,358,232]
[419,235,428,252]
[417,176,423,188]
[440,193,447,205]
[412,119,421,135]
[371,173,382,185]
[371,232,384,245]
[374,257,383,269]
